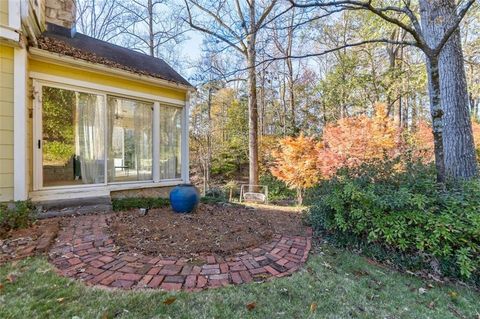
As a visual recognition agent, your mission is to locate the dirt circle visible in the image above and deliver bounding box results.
[107,203,307,258]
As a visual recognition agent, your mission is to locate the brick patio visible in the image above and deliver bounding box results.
[48,214,312,291]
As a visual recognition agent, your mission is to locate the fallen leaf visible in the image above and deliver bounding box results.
[427,301,435,309]
[163,297,176,305]
[448,291,458,299]
[246,302,256,311]
[418,287,427,295]
[56,297,64,303]
[0,283,3,291]
[310,303,318,313]
[6,274,16,283]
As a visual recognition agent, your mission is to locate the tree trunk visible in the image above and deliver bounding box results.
[420,0,478,180]
[247,41,259,188]
[426,56,446,184]
[148,0,154,57]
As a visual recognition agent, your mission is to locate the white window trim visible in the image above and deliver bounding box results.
[31,77,188,196]
[30,72,186,106]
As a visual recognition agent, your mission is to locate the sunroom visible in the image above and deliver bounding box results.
[27,25,193,203]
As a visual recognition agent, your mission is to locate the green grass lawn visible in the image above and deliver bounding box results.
[0,245,478,319]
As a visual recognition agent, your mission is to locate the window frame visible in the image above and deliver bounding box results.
[32,77,187,192]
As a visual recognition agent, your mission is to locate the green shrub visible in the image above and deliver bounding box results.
[0,201,35,234]
[260,173,296,202]
[112,197,170,211]
[305,159,480,281]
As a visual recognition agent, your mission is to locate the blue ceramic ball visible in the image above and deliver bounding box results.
[169,184,200,213]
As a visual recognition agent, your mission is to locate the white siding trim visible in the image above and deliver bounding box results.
[152,102,160,182]
[8,0,21,30]
[0,26,20,42]
[13,47,27,200]
[181,92,190,183]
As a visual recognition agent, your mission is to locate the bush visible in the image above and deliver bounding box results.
[112,197,170,211]
[259,173,296,202]
[0,201,35,235]
[305,159,480,282]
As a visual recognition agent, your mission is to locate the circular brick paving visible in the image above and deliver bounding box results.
[49,214,312,291]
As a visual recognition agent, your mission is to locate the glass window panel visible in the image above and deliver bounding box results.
[42,87,105,187]
[107,96,153,182]
[160,105,182,180]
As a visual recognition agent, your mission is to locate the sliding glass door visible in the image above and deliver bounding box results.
[107,96,153,182]
[42,87,105,187]
[39,84,183,189]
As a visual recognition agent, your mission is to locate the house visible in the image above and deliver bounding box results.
[0,0,194,206]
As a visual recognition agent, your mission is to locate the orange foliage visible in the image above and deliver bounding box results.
[408,120,480,163]
[317,104,401,177]
[270,134,321,200]
[270,105,480,193]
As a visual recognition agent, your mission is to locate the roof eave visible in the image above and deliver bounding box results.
[29,47,196,92]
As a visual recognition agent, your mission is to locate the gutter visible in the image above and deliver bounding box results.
[29,47,196,92]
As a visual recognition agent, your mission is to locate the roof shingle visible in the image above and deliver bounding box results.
[37,24,192,88]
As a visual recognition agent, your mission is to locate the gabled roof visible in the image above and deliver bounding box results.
[37,24,192,88]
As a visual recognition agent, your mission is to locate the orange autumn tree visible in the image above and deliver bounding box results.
[410,120,480,163]
[270,134,321,205]
[317,104,401,177]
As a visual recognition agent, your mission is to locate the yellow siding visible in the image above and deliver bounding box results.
[0,45,14,201]
[29,60,187,101]
[0,0,7,26]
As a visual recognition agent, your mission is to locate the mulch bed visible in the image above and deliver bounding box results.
[107,203,308,258]
[0,219,61,264]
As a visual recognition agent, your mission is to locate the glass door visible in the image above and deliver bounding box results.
[41,86,106,187]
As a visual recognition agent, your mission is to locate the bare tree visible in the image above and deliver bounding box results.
[290,0,478,183]
[184,0,279,187]
[76,0,130,42]
[117,0,188,67]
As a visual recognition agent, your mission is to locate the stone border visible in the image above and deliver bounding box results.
[49,214,312,291]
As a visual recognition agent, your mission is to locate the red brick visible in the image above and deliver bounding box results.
[91,270,114,284]
[100,273,120,285]
[209,274,228,280]
[196,275,208,288]
[118,266,137,273]
[231,272,243,284]
[180,265,193,275]
[138,275,153,286]
[98,255,115,263]
[276,258,289,266]
[164,275,185,283]
[183,275,195,288]
[239,270,252,283]
[111,280,134,288]
[90,260,105,268]
[160,282,182,291]
[85,267,104,276]
[119,273,142,281]
[219,263,229,273]
[68,258,82,266]
[201,268,220,275]
[264,266,280,276]
[159,265,182,275]
[148,275,165,288]
[147,267,161,275]
[203,264,219,269]
[191,266,202,275]
[249,267,266,275]
[157,259,176,265]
